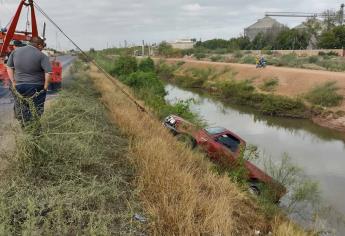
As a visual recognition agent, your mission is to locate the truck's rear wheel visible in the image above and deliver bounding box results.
[248,180,261,196]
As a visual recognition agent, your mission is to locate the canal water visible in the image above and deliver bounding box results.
[165,84,345,235]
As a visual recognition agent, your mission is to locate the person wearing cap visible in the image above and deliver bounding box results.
[6,36,52,125]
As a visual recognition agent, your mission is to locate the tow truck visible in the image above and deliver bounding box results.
[164,115,286,202]
[0,0,62,90]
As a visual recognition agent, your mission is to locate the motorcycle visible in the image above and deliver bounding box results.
[256,59,266,68]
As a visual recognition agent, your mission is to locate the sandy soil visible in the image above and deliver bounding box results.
[165,58,345,132]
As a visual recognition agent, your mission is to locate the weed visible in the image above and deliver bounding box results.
[305,81,343,107]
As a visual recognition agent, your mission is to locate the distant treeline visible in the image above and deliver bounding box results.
[194,25,345,52]
[93,20,345,58]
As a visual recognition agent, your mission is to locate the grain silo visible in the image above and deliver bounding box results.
[244,16,285,41]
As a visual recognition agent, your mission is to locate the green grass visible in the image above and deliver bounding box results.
[305,81,344,107]
[95,55,202,125]
[0,65,144,235]
[260,78,279,92]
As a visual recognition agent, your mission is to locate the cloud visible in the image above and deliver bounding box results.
[0,0,341,49]
[182,3,202,12]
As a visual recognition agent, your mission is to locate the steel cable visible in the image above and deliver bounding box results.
[32,1,148,114]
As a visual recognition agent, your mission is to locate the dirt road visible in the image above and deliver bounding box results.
[164,58,345,131]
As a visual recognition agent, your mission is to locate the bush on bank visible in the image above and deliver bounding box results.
[156,62,309,118]
[108,56,200,123]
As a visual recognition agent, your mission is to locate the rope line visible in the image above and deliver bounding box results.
[32,1,148,114]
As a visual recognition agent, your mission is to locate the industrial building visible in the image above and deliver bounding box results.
[244,16,285,41]
[169,39,195,50]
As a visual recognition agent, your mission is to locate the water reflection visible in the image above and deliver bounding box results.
[165,84,345,235]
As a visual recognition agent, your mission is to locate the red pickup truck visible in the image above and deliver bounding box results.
[164,115,286,202]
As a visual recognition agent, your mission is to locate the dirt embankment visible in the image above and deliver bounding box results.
[164,58,345,133]
[88,65,310,235]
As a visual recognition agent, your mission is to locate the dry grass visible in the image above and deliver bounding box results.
[272,218,315,236]
[88,65,310,235]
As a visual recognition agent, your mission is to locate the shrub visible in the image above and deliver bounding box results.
[220,79,255,99]
[121,71,166,97]
[210,55,224,62]
[240,55,256,64]
[234,51,243,59]
[138,57,155,72]
[305,81,343,107]
[194,53,206,60]
[156,62,177,80]
[326,51,339,56]
[111,55,137,76]
[260,95,306,117]
[308,56,319,64]
[276,54,298,67]
[214,48,228,54]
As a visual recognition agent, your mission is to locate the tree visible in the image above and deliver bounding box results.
[322,9,338,30]
[252,32,272,50]
[236,36,252,50]
[157,42,182,58]
[275,29,310,50]
[158,41,174,57]
[198,39,230,50]
[304,17,322,37]
[318,25,345,49]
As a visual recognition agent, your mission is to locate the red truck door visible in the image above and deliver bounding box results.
[197,132,223,162]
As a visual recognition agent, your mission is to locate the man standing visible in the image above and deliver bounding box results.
[6,36,52,126]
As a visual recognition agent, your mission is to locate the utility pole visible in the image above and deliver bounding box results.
[142,40,145,57]
[340,4,345,25]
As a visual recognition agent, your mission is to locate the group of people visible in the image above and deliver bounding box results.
[6,36,52,127]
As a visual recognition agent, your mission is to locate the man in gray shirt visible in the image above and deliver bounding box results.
[7,36,52,126]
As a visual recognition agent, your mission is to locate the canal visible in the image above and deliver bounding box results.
[165,84,345,235]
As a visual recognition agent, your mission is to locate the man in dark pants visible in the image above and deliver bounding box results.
[6,37,52,126]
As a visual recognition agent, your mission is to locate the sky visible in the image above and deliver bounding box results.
[0,0,343,50]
